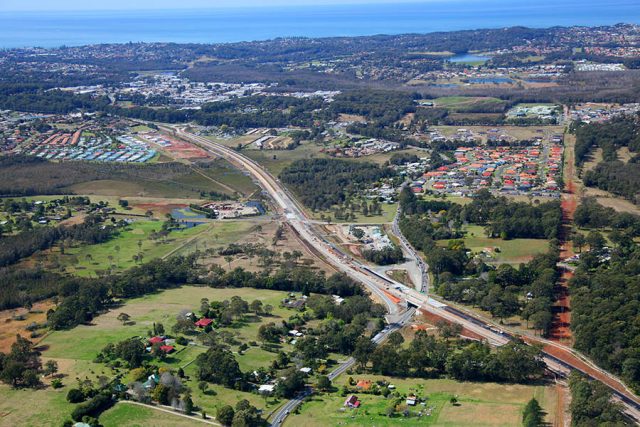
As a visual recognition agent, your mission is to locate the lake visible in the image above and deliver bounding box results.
[1,0,640,48]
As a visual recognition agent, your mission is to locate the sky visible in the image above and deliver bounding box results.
[2,0,441,12]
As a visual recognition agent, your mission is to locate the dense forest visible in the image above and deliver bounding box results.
[569,373,629,425]
[574,198,640,237]
[361,245,404,265]
[570,240,640,393]
[279,158,394,211]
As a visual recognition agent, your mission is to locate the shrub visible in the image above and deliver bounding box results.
[66,388,84,403]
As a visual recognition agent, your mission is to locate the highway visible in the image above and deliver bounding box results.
[169,127,640,424]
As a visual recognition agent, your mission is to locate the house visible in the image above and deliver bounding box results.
[356,380,372,391]
[344,395,361,408]
[149,336,164,345]
[143,373,160,389]
[299,367,312,374]
[406,395,417,406]
[282,298,306,310]
[258,384,275,395]
[159,345,175,354]
[195,318,213,328]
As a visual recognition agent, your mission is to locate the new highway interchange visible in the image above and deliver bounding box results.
[170,126,640,425]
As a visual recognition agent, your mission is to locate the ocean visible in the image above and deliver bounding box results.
[1,0,640,48]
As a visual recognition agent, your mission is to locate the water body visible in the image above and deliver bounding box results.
[468,77,513,84]
[449,53,491,63]
[1,0,639,48]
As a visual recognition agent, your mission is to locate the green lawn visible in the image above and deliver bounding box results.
[101,402,199,427]
[288,376,556,427]
[439,224,550,265]
[0,384,73,427]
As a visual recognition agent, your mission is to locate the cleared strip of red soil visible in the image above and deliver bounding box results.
[549,145,577,343]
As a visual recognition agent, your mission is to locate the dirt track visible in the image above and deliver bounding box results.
[549,134,577,343]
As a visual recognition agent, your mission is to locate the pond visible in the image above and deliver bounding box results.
[468,77,512,84]
[448,53,490,63]
[171,207,207,228]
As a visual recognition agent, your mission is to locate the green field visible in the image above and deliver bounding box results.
[438,225,550,265]
[288,376,556,427]
[62,220,206,276]
[0,383,74,426]
[245,142,327,177]
[58,220,257,277]
[433,96,506,112]
[101,402,200,427]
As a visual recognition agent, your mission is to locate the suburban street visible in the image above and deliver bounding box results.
[171,127,640,424]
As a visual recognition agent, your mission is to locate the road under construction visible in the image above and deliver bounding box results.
[169,126,640,423]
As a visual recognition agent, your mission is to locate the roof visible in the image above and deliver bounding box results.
[195,318,213,327]
[344,395,359,406]
[356,380,372,390]
[159,345,175,353]
[149,336,164,344]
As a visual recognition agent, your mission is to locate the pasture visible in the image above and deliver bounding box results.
[288,376,557,427]
[438,225,550,265]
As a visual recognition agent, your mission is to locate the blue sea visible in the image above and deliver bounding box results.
[1,0,640,48]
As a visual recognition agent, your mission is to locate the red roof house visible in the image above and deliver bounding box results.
[195,318,213,328]
[159,345,175,353]
[344,395,361,408]
[149,336,164,345]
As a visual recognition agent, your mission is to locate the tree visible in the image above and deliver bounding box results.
[198,381,208,394]
[195,347,243,388]
[249,300,263,315]
[44,360,58,377]
[217,405,235,426]
[117,312,131,325]
[67,388,85,403]
[387,331,405,347]
[572,233,586,253]
[275,368,306,398]
[114,338,145,368]
[183,393,194,415]
[229,296,249,319]
[353,336,375,369]
[316,375,331,391]
[522,397,543,426]
[586,231,606,251]
[264,304,274,315]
